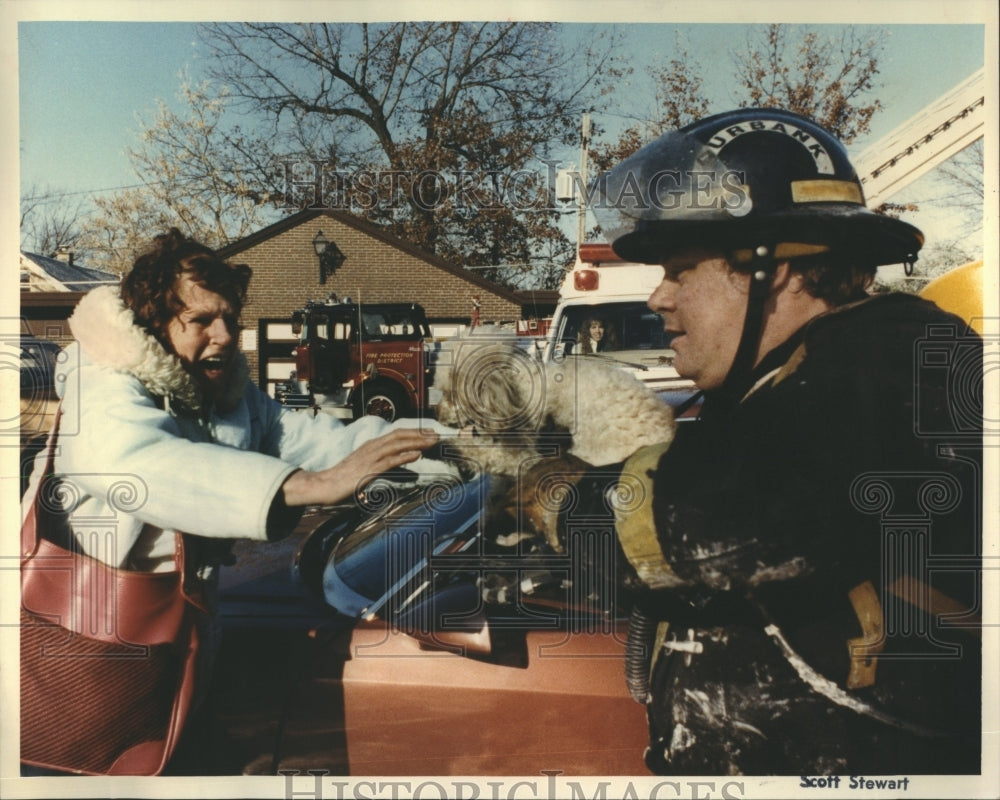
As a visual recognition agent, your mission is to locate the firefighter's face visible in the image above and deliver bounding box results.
[166,276,240,401]
[647,251,750,391]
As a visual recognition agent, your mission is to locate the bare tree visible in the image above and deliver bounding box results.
[20,185,87,256]
[733,23,884,143]
[591,24,885,181]
[126,79,280,248]
[80,23,624,289]
[195,21,622,283]
[874,138,985,290]
[929,139,984,238]
[590,33,712,175]
[73,188,186,275]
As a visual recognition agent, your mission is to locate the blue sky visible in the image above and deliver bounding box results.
[18,22,205,199]
[15,19,987,199]
[5,5,995,271]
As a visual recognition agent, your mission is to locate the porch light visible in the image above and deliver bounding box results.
[313,230,346,283]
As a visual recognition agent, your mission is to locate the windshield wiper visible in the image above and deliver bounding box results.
[571,352,650,371]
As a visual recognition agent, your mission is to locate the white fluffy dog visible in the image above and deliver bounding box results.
[431,332,674,552]
[432,332,675,477]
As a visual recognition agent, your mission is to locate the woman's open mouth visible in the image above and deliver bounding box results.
[198,354,230,379]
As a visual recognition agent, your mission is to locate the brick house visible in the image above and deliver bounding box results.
[216,208,556,387]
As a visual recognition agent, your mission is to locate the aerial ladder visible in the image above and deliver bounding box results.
[853,67,986,208]
[852,68,988,329]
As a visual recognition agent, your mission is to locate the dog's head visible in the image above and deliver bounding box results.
[433,337,546,436]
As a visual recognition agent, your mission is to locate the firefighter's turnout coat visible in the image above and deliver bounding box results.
[594,293,982,775]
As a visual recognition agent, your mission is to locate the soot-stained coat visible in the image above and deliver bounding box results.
[603,293,982,775]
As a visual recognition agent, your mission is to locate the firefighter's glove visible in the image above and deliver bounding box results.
[612,442,685,593]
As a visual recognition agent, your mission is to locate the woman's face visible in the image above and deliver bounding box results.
[165,275,240,401]
[589,320,605,341]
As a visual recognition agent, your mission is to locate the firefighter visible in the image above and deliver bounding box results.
[566,108,984,775]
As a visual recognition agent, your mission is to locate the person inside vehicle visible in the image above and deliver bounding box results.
[575,315,618,354]
[559,107,983,775]
[22,227,453,771]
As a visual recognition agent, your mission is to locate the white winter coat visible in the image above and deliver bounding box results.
[27,286,453,574]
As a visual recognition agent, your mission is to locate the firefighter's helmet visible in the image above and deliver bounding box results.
[597,108,923,269]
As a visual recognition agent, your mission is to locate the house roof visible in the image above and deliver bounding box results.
[215,208,528,306]
[20,251,118,292]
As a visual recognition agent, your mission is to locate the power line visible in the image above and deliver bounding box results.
[21,181,164,205]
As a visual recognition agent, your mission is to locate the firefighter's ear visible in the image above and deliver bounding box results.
[773,262,806,294]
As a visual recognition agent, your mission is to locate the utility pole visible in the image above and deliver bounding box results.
[578,113,593,256]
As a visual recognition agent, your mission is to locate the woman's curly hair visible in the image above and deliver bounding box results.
[576,316,619,354]
[121,228,252,345]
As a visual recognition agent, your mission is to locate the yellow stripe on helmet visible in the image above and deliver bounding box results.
[790,179,865,205]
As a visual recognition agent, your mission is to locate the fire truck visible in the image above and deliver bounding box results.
[279,298,434,421]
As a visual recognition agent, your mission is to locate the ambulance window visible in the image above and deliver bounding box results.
[559,303,668,353]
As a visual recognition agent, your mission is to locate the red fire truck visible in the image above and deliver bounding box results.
[281,298,434,421]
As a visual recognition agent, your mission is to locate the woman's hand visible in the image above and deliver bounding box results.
[281,428,440,508]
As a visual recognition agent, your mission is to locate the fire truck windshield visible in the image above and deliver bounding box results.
[299,305,427,344]
[301,313,352,342]
[360,311,421,339]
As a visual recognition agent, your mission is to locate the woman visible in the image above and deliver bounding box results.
[21,228,454,774]
[575,316,617,354]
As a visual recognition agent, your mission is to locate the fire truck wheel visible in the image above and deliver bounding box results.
[352,381,410,422]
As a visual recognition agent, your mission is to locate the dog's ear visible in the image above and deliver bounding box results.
[469,363,526,432]
[448,344,531,432]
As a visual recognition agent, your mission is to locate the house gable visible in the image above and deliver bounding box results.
[216,209,529,385]
[218,208,525,323]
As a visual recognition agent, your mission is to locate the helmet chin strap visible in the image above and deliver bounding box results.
[716,244,778,409]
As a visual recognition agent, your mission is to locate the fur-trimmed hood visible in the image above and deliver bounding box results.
[67,285,249,414]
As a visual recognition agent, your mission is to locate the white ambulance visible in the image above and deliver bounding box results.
[542,242,700,413]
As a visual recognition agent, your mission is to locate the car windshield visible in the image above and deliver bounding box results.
[553,302,674,357]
